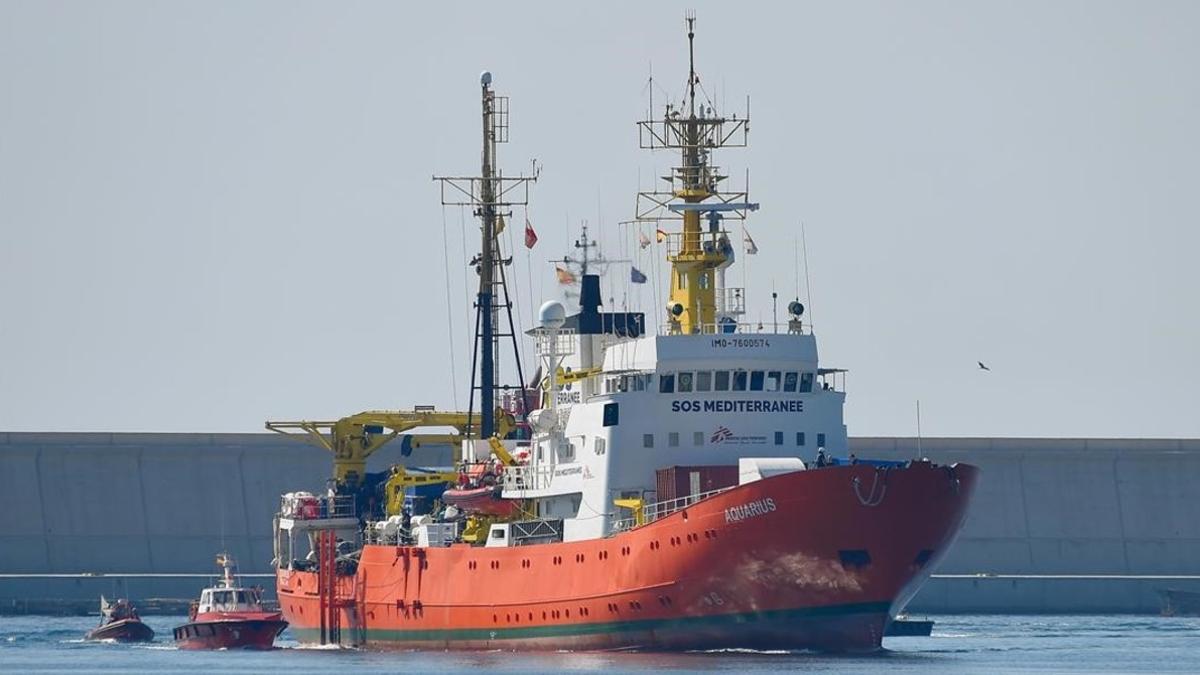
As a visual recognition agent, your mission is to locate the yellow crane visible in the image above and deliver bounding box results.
[265,407,516,489]
[382,466,461,517]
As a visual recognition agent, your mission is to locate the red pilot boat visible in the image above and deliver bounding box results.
[85,596,155,642]
[173,554,287,650]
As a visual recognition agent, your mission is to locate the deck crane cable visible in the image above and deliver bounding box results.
[441,203,460,409]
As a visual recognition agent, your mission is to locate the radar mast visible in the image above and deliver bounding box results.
[635,14,757,334]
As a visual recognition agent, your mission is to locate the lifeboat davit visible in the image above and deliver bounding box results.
[442,484,520,517]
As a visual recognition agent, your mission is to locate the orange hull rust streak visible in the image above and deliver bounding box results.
[277,462,977,651]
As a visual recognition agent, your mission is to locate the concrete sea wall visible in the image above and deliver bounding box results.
[0,433,1196,613]
[857,437,1200,613]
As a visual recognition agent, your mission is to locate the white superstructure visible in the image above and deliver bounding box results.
[502,281,848,542]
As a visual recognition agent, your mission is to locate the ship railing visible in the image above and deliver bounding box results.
[661,229,738,261]
[501,464,554,492]
[278,493,357,521]
[715,287,746,316]
[534,328,577,357]
[659,319,808,336]
[611,486,733,532]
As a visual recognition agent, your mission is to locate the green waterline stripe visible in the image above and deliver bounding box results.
[291,601,891,643]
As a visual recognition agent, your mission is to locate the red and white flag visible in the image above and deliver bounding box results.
[638,229,651,249]
[555,266,576,285]
[524,218,538,249]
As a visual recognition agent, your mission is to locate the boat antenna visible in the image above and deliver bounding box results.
[687,12,698,117]
[771,287,778,333]
[916,399,923,458]
[801,220,814,328]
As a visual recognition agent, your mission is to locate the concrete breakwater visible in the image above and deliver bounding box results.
[1,433,1196,614]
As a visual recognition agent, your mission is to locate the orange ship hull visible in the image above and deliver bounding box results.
[277,461,976,652]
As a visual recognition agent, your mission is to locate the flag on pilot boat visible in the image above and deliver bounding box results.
[524,218,538,249]
[656,228,668,243]
[744,228,759,255]
[495,213,506,236]
[555,266,576,285]
[638,229,651,249]
[630,266,647,284]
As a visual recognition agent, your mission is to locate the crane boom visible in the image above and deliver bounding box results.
[266,407,515,488]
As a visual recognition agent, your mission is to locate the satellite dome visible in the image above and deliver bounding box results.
[539,300,566,329]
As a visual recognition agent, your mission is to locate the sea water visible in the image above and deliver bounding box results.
[1,614,1197,673]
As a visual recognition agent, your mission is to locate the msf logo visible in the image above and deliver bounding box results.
[710,426,733,444]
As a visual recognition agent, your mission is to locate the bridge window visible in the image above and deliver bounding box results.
[695,371,712,392]
[800,372,814,393]
[668,432,680,447]
[749,371,765,391]
[796,432,806,447]
[817,433,827,448]
[659,374,675,393]
[678,372,694,393]
[783,372,798,392]
[766,371,781,392]
[643,434,654,448]
[603,402,619,427]
[693,431,704,446]
[732,370,748,391]
[774,431,784,445]
[714,371,730,391]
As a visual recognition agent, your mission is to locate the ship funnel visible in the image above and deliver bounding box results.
[579,275,602,316]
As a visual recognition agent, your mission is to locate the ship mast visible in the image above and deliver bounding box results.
[552,223,630,298]
[435,72,538,438]
[635,14,757,334]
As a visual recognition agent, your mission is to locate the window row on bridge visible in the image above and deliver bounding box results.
[660,369,814,394]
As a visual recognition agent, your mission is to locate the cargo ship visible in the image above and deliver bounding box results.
[269,16,977,652]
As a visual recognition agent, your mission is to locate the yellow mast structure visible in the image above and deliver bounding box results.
[636,14,757,335]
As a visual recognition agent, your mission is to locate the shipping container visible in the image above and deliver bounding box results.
[655,465,738,503]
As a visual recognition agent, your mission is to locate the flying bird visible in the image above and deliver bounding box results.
[978,361,991,371]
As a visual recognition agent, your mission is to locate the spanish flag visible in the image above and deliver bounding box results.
[555,266,576,285]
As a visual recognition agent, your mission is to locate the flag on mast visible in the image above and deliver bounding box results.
[524,218,538,249]
[744,228,759,255]
[555,266,576,285]
[630,266,647,284]
[656,228,668,243]
[638,229,651,249]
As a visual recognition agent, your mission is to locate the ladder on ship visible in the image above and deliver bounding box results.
[317,530,358,646]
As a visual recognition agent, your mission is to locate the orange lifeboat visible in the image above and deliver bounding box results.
[441,484,520,517]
